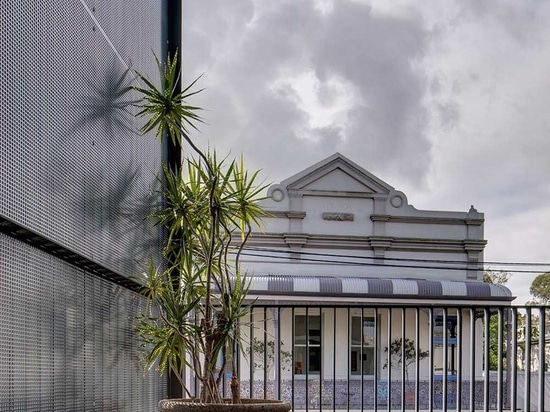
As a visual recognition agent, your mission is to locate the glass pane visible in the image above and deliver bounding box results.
[351,349,360,374]
[295,315,306,344]
[294,346,306,374]
[363,318,375,347]
[309,315,321,330]
[309,315,321,344]
[351,317,361,345]
[293,346,322,374]
[433,345,444,374]
[363,347,374,375]
[434,316,444,341]
[309,347,321,373]
[351,347,375,375]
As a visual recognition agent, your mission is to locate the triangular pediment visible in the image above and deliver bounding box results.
[281,153,394,194]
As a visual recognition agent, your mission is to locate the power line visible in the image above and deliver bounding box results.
[233,247,550,274]
[238,251,546,274]
[241,246,550,267]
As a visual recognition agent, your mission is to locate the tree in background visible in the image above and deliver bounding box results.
[485,271,548,372]
[482,271,550,372]
[529,272,550,304]
[483,270,511,370]
[525,272,550,371]
[483,270,510,285]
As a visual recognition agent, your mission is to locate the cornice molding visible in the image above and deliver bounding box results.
[370,214,484,226]
[287,189,386,199]
[267,211,307,219]
[266,213,484,227]
[247,232,487,253]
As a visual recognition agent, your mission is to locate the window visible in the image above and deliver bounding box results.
[433,315,457,377]
[350,316,375,375]
[294,313,321,374]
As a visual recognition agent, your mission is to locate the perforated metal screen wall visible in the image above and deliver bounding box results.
[1,0,171,409]
[0,233,166,410]
[1,0,166,278]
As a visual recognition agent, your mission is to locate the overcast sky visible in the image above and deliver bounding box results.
[182,0,550,304]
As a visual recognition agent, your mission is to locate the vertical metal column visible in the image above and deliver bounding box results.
[166,0,183,399]
[525,307,532,412]
[538,308,545,412]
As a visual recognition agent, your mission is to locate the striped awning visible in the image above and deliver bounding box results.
[243,275,514,303]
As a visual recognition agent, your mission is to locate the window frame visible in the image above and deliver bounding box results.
[350,314,377,376]
[293,311,322,376]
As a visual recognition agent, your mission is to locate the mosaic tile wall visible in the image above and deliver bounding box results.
[240,379,508,410]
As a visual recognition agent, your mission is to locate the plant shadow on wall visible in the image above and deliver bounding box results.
[70,57,139,141]
[46,57,162,275]
[29,57,163,408]
[68,59,160,264]
[132,51,291,411]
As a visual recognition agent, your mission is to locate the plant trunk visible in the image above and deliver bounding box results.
[201,368,222,404]
[230,374,241,404]
[201,324,223,404]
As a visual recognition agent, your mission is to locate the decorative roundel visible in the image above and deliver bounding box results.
[271,189,285,202]
[390,194,404,208]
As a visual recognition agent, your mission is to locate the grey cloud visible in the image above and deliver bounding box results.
[181,0,550,304]
[183,0,432,186]
[436,102,460,130]
[311,2,430,183]
[459,0,547,44]
[234,87,341,180]
[183,0,256,79]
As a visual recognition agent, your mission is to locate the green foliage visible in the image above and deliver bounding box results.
[485,309,507,371]
[485,272,549,372]
[383,338,429,381]
[483,271,511,370]
[529,272,550,304]
[134,50,203,148]
[483,269,510,285]
[133,51,268,404]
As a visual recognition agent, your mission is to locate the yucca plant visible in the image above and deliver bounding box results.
[133,51,268,404]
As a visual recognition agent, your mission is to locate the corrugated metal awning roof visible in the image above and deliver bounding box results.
[242,275,514,303]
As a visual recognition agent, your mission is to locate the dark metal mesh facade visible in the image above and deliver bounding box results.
[1,0,171,409]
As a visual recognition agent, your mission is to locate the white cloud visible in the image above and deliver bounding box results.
[270,70,356,135]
